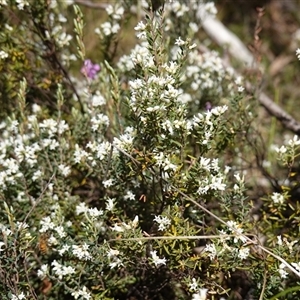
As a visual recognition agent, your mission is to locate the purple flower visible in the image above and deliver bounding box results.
[81,59,100,79]
[205,101,212,111]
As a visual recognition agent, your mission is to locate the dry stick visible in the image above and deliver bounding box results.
[199,15,300,135]
[112,144,300,278]
[259,264,268,300]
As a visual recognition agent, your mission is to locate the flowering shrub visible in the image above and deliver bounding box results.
[0,1,300,300]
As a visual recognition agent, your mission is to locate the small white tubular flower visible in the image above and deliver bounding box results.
[153,215,171,231]
[192,288,208,300]
[106,197,115,211]
[288,135,300,147]
[124,190,135,201]
[51,260,75,280]
[11,292,26,300]
[150,250,166,267]
[39,216,55,232]
[107,248,120,258]
[88,207,103,218]
[58,164,71,177]
[91,113,109,131]
[0,50,8,59]
[277,235,283,246]
[271,192,285,205]
[111,224,124,232]
[72,243,92,261]
[175,37,185,46]
[226,221,247,243]
[131,215,139,228]
[109,257,123,269]
[76,202,88,215]
[72,286,91,300]
[37,264,49,279]
[102,178,114,188]
[274,145,287,154]
[278,263,288,279]
[238,247,250,260]
[134,21,147,39]
[91,91,106,107]
[296,48,300,60]
[204,243,217,260]
[189,278,199,292]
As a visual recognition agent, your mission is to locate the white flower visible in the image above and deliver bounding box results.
[226,221,247,243]
[134,21,146,31]
[72,243,92,260]
[175,37,185,46]
[91,91,106,106]
[124,190,135,201]
[76,202,88,215]
[88,207,103,218]
[16,0,29,10]
[51,260,75,280]
[189,22,199,33]
[106,197,115,211]
[109,257,123,269]
[0,50,8,59]
[192,288,208,300]
[205,243,217,260]
[40,216,55,232]
[107,248,120,258]
[58,164,71,177]
[150,250,166,267]
[154,215,171,231]
[111,224,124,232]
[37,264,48,279]
[271,192,284,204]
[274,145,287,154]
[277,235,283,246]
[58,244,70,256]
[91,113,109,131]
[102,179,114,188]
[238,247,250,260]
[11,292,26,300]
[288,135,300,147]
[189,278,199,291]
[278,263,288,279]
[32,170,43,181]
[72,286,91,300]
[296,48,300,60]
